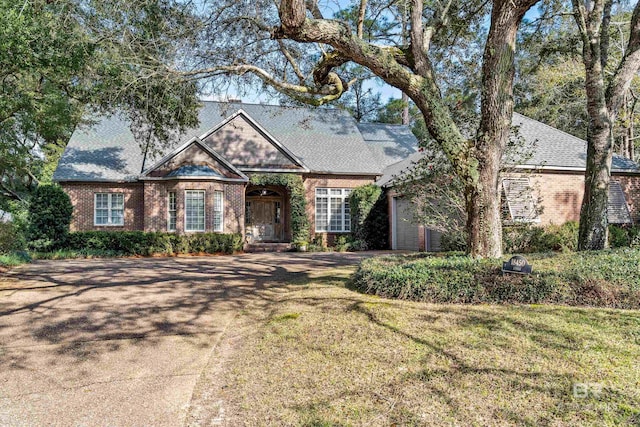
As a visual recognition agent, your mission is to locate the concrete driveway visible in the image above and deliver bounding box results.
[0,252,371,426]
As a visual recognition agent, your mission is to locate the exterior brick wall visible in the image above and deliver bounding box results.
[143,180,246,234]
[302,174,377,244]
[499,170,640,225]
[61,182,145,231]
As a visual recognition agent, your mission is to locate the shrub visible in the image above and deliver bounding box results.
[440,229,468,252]
[0,222,25,253]
[351,249,640,308]
[27,185,73,251]
[64,231,243,256]
[503,221,578,253]
[349,184,388,250]
[608,224,640,248]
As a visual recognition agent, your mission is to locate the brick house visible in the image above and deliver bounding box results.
[53,102,412,246]
[55,102,639,251]
[381,113,640,251]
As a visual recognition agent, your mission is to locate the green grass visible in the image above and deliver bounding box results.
[220,267,640,426]
[351,249,640,308]
[0,251,31,267]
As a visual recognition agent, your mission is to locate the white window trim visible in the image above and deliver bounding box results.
[315,188,352,233]
[184,190,206,232]
[94,193,124,226]
[167,192,177,232]
[213,191,224,233]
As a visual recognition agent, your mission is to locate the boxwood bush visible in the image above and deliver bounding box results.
[351,249,640,308]
[64,231,243,256]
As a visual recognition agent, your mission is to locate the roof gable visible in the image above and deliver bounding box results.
[142,137,247,181]
[199,110,307,171]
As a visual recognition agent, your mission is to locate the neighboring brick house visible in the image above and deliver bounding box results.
[54,102,405,246]
[380,113,640,251]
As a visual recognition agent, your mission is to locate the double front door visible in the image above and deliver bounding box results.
[246,198,284,242]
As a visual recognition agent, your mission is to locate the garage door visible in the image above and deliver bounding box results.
[393,197,420,250]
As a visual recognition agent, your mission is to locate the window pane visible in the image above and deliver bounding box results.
[344,196,351,231]
[168,192,176,231]
[329,197,343,231]
[213,191,223,232]
[95,208,109,225]
[185,191,205,231]
[330,189,342,196]
[316,188,328,195]
[95,194,109,209]
[315,196,328,232]
[111,194,124,209]
[110,209,124,225]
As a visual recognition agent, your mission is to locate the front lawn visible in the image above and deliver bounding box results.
[220,267,640,426]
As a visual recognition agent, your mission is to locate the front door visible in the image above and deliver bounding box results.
[246,188,285,242]
[251,200,276,241]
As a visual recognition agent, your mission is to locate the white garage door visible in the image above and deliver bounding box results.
[393,197,420,251]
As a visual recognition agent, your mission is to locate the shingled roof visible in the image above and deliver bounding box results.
[357,123,419,169]
[510,113,639,172]
[54,101,388,182]
[379,112,640,187]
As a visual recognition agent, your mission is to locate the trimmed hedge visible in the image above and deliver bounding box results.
[64,231,243,256]
[351,249,640,308]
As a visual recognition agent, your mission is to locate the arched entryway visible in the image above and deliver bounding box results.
[245,185,288,242]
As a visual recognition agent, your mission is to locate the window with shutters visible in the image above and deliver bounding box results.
[607,181,632,224]
[502,178,540,223]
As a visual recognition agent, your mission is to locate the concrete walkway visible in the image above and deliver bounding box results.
[0,252,371,426]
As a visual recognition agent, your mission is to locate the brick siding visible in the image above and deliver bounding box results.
[62,181,245,234]
[61,182,145,231]
[504,171,640,225]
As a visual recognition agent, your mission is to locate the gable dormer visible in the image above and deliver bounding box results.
[199,109,308,172]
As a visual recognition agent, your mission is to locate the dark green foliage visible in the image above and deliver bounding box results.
[64,231,242,256]
[249,174,309,243]
[0,222,25,253]
[440,230,468,252]
[439,221,582,254]
[27,185,73,251]
[503,221,579,253]
[351,250,640,308]
[349,184,388,250]
[608,224,640,248]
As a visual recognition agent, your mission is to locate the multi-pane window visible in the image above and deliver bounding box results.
[315,188,352,232]
[185,190,205,232]
[168,192,177,231]
[94,193,124,226]
[213,191,224,232]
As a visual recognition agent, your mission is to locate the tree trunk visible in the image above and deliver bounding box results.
[465,156,503,258]
[578,49,612,250]
[578,117,612,250]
